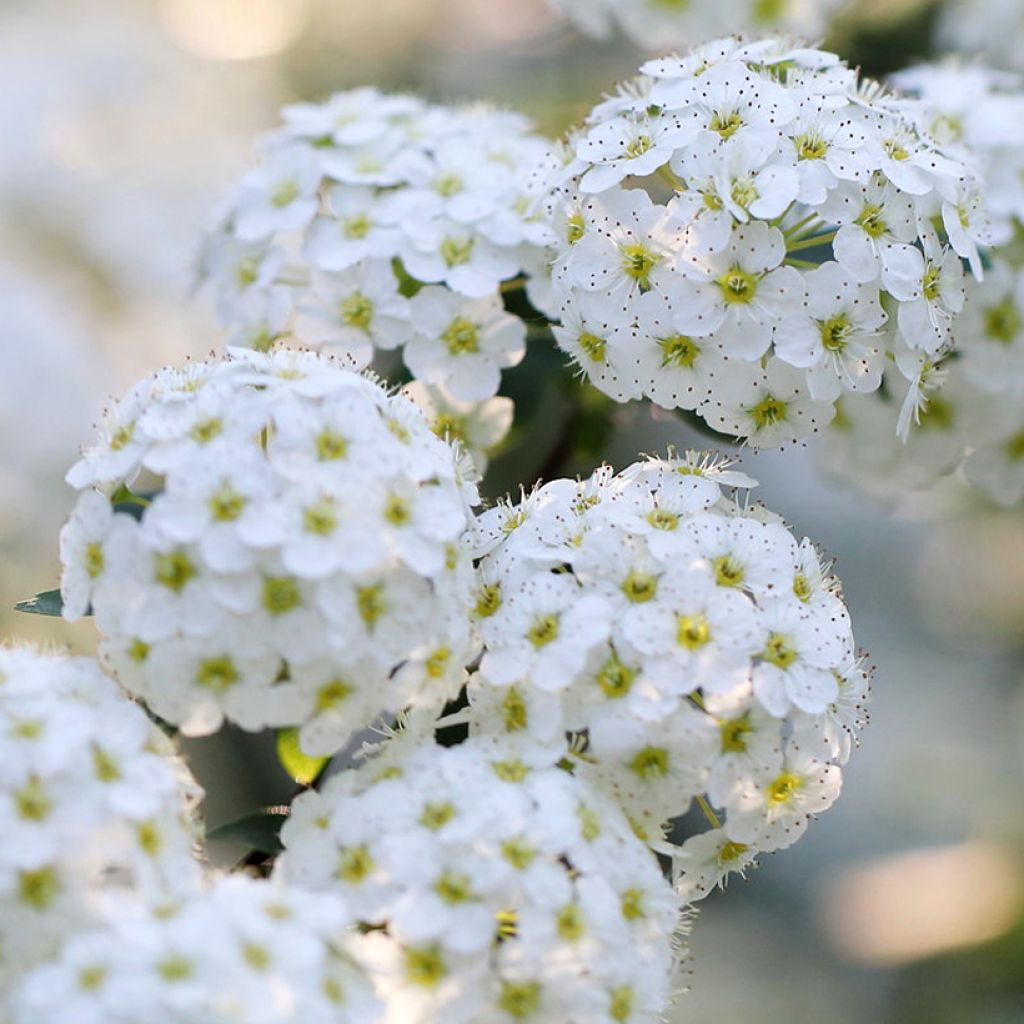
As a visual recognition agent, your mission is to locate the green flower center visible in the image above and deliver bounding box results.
[709,110,743,139]
[315,678,352,711]
[625,135,653,158]
[659,333,700,367]
[712,554,745,587]
[983,300,1022,343]
[84,542,105,579]
[404,945,447,988]
[716,266,758,304]
[270,180,300,208]
[621,569,658,603]
[498,980,542,1019]
[720,712,752,753]
[820,313,853,353]
[749,394,789,430]
[628,745,670,780]
[262,576,302,615]
[342,213,371,239]
[340,292,374,331]
[578,330,607,362]
[730,178,759,209]
[620,242,660,288]
[442,317,480,355]
[440,236,474,267]
[855,203,887,239]
[767,772,803,805]
[596,653,636,698]
[154,550,197,593]
[337,845,374,884]
[527,614,560,648]
[676,613,711,650]
[209,484,246,523]
[762,633,798,669]
[795,132,828,160]
[315,429,348,461]
[434,172,463,197]
[196,656,240,693]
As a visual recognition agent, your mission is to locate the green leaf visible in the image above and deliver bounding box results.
[276,728,328,786]
[14,589,64,617]
[206,806,289,854]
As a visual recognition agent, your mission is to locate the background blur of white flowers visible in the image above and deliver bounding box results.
[3,0,1023,1020]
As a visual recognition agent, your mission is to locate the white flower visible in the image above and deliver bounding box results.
[404,288,526,402]
[232,145,322,241]
[0,649,202,990]
[775,261,887,401]
[724,741,842,852]
[297,262,412,362]
[401,382,514,475]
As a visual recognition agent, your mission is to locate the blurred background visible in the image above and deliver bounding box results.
[3,0,1023,1020]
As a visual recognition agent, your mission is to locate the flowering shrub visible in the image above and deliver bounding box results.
[11,11,1024,1023]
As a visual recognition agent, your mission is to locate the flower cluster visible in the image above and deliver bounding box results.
[60,349,478,753]
[821,63,1024,504]
[200,89,554,466]
[547,0,841,51]
[547,38,994,446]
[466,453,867,896]
[8,875,380,1024]
[0,648,202,989]
[277,738,680,1024]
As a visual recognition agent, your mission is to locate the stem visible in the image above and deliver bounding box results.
[785,229,837,254]
[784,257,819,269]
[696,794,722,830]
[782,212,821,240]
[656,164,686,191]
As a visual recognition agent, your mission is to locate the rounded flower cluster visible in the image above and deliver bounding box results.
[8,875,380,1024]
[467,453,868,896]
[61,349,478,753]
[276,738,680,1024]
[201,89,554,465]
[0,648,202,988]
[547,37,994,446]
[547,0,841,52]
[820,64,1024,504]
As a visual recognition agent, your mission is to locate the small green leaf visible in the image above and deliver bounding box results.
[14,589,64,617]
[276,728,328,786]
[207,806,289,854]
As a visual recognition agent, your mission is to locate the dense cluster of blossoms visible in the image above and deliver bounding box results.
[277,738,680,1024]
[60,349,478,753]
[466,453,868,895]
[820,63,1024,504]
[0,648,202,990]
[546,37,995,446]
[200,89,555,468]
[8,875,380,1024]
[547,0,842,51]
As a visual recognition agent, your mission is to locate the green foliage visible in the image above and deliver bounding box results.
[14,589,64,617]
[207,806,290,854]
